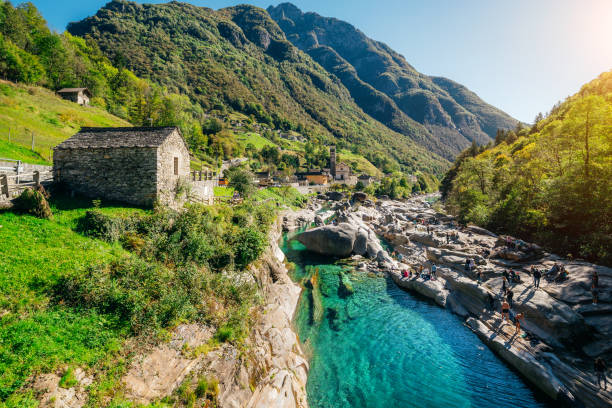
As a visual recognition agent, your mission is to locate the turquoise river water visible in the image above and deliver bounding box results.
[281,235,552,408]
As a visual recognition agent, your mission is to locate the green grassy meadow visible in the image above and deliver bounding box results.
[0,196,148,404]
[0,81,130,163]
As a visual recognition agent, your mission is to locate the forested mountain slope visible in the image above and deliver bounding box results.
[268,2,518,159]
[67,0,447,174]
[442,70,612,265]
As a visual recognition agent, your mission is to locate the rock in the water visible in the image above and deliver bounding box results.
[326,191,345,201]
[295,223,357,257]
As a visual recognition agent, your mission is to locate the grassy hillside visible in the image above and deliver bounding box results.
[0,199,142,406]
[0,81,130,163]
[67,0,448,175]
[443,70,612,265]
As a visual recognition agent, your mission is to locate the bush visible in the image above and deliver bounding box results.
[13,187,52,219]
[234,227,267,270]
[55,257,201,334]
[77,210,129,242]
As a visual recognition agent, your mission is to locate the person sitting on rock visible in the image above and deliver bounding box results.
[555,266,569,283]
[402,269,409,279]
[595,357,608,389]
[545,263,560,279]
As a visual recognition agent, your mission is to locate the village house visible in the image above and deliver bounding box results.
[358,174,374,186]
[53,127,190,207]
[57,88,92,106]
[295,170,329,185]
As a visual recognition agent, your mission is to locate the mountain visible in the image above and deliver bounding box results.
[67,0,447,174]
[267,3,518,159]
[442,70,612,265]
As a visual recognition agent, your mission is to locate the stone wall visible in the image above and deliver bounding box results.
[156,130,191,207]
[53,147,158,206]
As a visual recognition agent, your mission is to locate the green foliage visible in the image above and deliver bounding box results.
[77,209,130,241]
[234,227,267,270]
[225,166,255,197]
[445,70,612,265]
[58,367,78,388]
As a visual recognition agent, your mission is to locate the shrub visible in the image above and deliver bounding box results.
[234,227,267,270]
[77,210,130,242]
[13,187,52,219]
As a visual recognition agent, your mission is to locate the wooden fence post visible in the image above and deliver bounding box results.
[0,174,9,198]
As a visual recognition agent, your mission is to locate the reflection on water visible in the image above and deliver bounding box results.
[282,236,551,408]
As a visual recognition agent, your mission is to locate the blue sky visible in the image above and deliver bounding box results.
[25,0,612,123]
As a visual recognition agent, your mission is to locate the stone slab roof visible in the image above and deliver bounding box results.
[57,88,88,93]
[55,127,179,150]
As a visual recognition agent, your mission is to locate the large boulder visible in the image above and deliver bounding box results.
[352,192,367,202]
[326,191,345,201]
[353,228,369,256]
[295,223,357,257]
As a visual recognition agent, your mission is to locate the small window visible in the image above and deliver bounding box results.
[174,157,179,175]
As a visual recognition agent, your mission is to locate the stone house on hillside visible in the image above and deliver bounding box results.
[53,127,190,207]
[57,88,91,106]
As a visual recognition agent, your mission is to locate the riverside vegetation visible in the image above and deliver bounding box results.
[442,70,612,266]
[0,187,304,407]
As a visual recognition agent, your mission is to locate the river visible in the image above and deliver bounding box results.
[281,235,552,408]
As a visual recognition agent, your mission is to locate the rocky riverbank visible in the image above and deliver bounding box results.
[291,192,612,408]
[123,216,309,408]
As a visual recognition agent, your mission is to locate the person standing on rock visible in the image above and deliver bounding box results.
[592,284,599,305]
[532,267,541,289]
[592,270,599,288]
[431,263,437,280]
[515,312,524,335]
[446,232,450,244]
[506,289,514,309]
[501,276,508,294]
[595,357,607,389]
[501,300,510,322]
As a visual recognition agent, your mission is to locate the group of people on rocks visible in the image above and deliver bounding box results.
[398,260,438,282]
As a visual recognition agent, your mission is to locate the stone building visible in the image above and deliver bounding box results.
[53,127,190,207]
[329,145,352,182]
[57,88,91,106]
